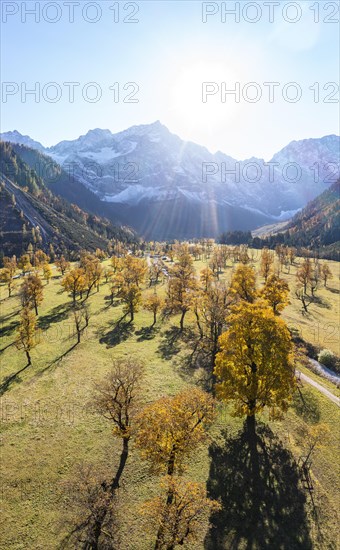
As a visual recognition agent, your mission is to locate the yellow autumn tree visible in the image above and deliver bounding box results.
[55,255,70,276]
[109,271,125,304]
[111,255,123,273]
[61,267,86,303]
[42,263,52,284]
[16,306,37,365]
[142,477,220,550]
[200,267,214,292]
[229,264,257,303]
[122,255,147,287]
[0,268,14,298]
[260,248,274,282]
[144,293,164,326]
[33,249,49,268]
[259,273,290,314]
[1,256,17,296]
[3,255,17,277]
[80,253,103,298]
[135,388,216,475]
[321,263,333,287]
[166,251,197,331]
[20,274,44,315]
[18,253,32,275]
[296,258,312,294]
[120,283,142,322]
[214,301,295,435]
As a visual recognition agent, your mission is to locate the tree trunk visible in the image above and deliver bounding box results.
[153,311,157,326]
[179,310,186,332]
[246,412,261,526]
[34,301,38,315]
[246,413,256,441]
[195,311,203,339]
[167,448,176,478]
[25,349,31,366]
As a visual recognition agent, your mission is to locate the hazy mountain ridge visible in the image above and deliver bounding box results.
[0,130,45,152]
[1,124,339,239]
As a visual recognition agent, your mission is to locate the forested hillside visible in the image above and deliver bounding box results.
[0,142,137,259]
[220,181,339,260]
[9,142,130,224]
[286,180,339,247]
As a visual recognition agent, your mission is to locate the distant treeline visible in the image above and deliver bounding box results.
[218,230,339,261]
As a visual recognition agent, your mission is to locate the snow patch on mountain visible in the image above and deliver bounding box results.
[103,185,165,204]
[276,208,302,220]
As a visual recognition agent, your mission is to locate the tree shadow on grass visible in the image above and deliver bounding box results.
[0,341,15,354]
[36,342,79,377]
[310,295,331,309]
[158,325,200,364]
[0,320,19,339]
[0,362,31,396]
[179,338,215,391]
[99,317,134,348]
[99,295,121,313]
[0,341,79,394]
[327,286,339,294]
[0,309,20,323]
[135,325,157,341]
[157,325,182,360]
[38,302,73,331]
[205,423,313,550]
[59,467,119,550]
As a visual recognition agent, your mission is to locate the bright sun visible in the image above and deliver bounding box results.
[170,61,239,128]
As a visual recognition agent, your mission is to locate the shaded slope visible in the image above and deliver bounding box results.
[0,142,137,258]
[287,181,340,247]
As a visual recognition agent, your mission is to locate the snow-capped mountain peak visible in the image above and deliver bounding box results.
[1,124,339,239]
[0,130,45,151]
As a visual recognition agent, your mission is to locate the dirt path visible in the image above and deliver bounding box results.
[296,370,340,407]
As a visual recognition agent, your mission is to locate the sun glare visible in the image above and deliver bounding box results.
[170,61,239,128]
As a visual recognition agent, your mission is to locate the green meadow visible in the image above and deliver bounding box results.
[0,251,339,549]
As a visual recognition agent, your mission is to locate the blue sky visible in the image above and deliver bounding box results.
[1,0,339,159]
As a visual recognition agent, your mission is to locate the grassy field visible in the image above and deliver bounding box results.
[0,251,339,549]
